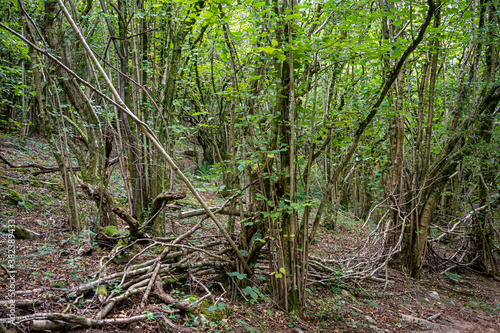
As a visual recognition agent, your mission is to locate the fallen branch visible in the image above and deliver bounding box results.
[112,206,140,236]
[154,279,193,311]
[0,299,42,307]
[0,154,53,170]
[0,153,118,176]
[160,313,194,333]
[178,207,255,219]
[140,218,204,308]
[151,191,187,217]
[28,312,157,330]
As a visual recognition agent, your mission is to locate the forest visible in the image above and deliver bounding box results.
[0,0,499,331]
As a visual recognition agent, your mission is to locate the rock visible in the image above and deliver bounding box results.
[368,325,385,333]
[200,299,228,321]
[34,219,45,226]
[76,242,93,256]
[401,314,439,329]
[194,314,209,327]
[102,226,119,236]
[429,291,440,301]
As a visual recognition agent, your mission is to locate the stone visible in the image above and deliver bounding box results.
[102,226,119,236]
[193,313,209,327]
[429,291,440,301]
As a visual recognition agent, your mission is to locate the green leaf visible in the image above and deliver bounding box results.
[275,52,286,61]
[242,286,254,294]
[256,46,277,55]
[254,2,265,9]
[227,272,247,280]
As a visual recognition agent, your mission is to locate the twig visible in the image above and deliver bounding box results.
[140,218,204,308]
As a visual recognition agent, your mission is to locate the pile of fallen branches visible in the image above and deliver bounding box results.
[2,215,234,331]
[309,197,500,286]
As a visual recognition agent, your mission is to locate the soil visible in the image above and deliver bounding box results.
[1,132,499,333]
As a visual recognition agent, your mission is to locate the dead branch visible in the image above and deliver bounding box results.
[160,313,194,333]
[154,279,193,311]
[28,312,157,330]
[0,153,118,176]
[140,218,204,308]
[112,206,140,236]
[151,191,187,216]
[0,299,42,307]
[178,207,255,219]
[0,153,54,170]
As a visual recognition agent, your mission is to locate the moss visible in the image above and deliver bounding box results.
[52,281,65,288]
[97,285,107,296]
[155,246,166,254]
[116,238,128,248]
[163,278,177,285]
[112,239,130,265]
[112,255,130,265]
[48,178,62,184]
[184,295,200,304]
[48,178,64,191]
[175,199,201,208]
[1,225,39,240]
[30,179,41,187]
[5,190,24,205]
[0,178,14,188]
[102,226,119,236]
[200,299,229,322]
[10,168,29,174]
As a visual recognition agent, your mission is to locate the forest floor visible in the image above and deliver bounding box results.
[1,132,500,333]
